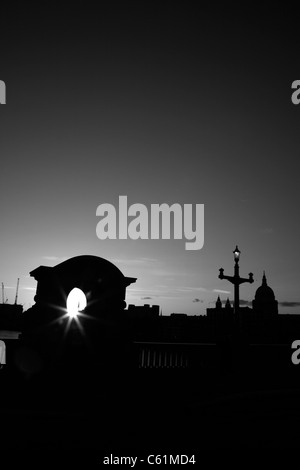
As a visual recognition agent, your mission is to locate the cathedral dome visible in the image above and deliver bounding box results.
[254,272,275,301]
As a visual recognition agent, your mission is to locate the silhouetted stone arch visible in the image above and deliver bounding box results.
[29,255,136,322]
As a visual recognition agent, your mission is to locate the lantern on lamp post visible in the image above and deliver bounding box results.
[219,246,253,315]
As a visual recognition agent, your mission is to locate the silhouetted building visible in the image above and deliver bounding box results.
[0,303,23,330]
[127,303,160,319]
[207,273,279,342]
[18,255,137,378]
[29,255,136,320]
[252,272,278,316]
[2,255,299,382]
[207,296,234,320]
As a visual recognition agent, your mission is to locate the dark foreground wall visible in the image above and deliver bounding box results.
[1,336,300,462]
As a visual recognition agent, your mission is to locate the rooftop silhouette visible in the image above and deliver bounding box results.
[1,250,300,455]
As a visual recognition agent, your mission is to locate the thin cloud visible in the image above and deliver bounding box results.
[112,257,158,266]
[213,289,231,294]
[279,301,300,308]
[126,288,180,301]
[127,287,164,296]
[149,269,182,277]
[239,299,252,306]
[220,299,251,306]
[126,287,170,299]
[42,256,65,262]
[112,258,181,278]
[175,286,208,293]
[140,258,159,263]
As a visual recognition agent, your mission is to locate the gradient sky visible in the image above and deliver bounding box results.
[0,4,300,315]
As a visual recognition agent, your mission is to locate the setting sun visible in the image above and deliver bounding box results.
[66,287,87,319]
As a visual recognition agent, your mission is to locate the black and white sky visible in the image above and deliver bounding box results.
[1,3,300,314]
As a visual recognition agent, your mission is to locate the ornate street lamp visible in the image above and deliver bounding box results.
[219,246,253,315]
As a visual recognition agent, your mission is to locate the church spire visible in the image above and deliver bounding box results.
[216,296,222,309]
[262,271,267,285]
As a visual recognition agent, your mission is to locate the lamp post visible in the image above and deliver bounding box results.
[219,246,254,315]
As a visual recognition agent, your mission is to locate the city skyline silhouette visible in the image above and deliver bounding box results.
[0,244,292,318]
[1,2,300,460]
[1,251,300,458]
